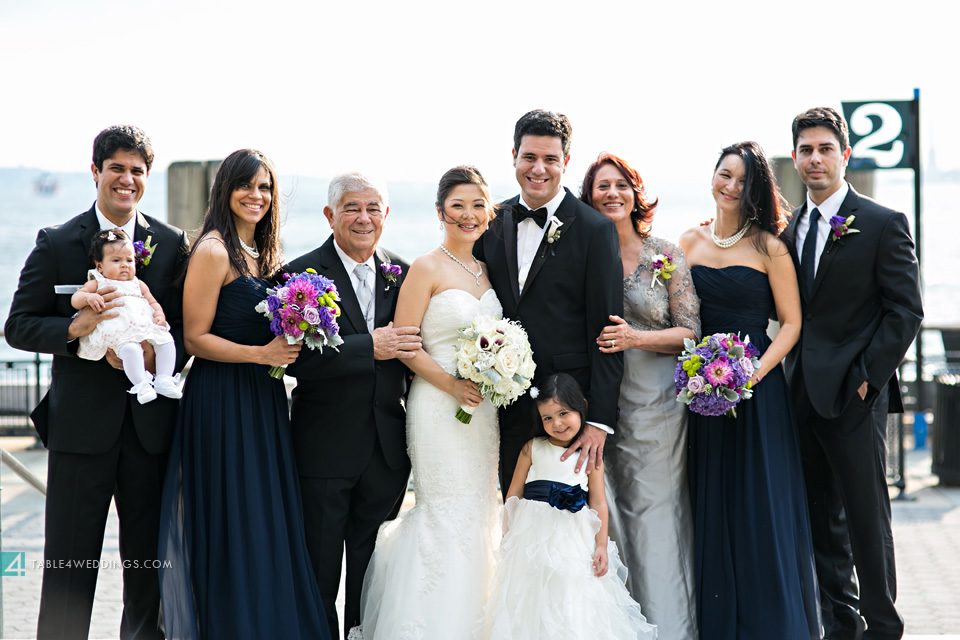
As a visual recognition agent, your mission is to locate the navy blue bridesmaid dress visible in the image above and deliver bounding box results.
[688,266,821,640]
[158,276,330,639]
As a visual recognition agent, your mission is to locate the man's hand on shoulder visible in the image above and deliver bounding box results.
[561,423,607,474]
[372,321,422,360]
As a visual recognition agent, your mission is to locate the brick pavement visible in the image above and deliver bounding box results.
[2,437,959,639]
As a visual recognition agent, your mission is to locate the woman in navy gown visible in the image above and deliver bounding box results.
[678,141,821,640]
[158,149,330,639]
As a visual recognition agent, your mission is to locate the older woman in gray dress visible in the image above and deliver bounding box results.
[582,153,700,640]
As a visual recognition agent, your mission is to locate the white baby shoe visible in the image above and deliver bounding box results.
[129,375,157,405]
[153,373,183,400]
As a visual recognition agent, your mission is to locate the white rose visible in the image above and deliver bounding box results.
[495,347,520,376]
[457,358,474,379]
[458,340,480,361]
[476,351,496,371]
[518,354,536,379]
[474,316,498,335]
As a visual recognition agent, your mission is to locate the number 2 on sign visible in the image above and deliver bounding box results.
[849,102,904,168]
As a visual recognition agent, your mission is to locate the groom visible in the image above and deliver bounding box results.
[475,109,624,491]
[286,172,421,640]
[784,107,923,640]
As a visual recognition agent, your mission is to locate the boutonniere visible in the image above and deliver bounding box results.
[826,215,859,252]
[380,262,402,291]
[133,236,157,269]
[650,253,676,289]
[540,215,564,257]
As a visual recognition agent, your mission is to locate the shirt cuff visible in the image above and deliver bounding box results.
[587,421,614,435]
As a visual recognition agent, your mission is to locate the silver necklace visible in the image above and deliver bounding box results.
[710,220,751,249]
[239,236,260,259]
[440,245,482,286]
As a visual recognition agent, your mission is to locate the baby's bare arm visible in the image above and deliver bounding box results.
[71,280,104,311]
[140,280,166,325]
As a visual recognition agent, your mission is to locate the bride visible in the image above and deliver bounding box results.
[355,166,502,639]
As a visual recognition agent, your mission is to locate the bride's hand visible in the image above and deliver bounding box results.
[451,379,482,407]
[259,336,302,366]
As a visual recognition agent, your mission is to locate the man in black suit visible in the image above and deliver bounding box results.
[784,107,923,640]
[5,125,189,640]
[286,172,421,640]
[475,109,624,490]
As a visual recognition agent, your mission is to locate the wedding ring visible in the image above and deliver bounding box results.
[611,340,616,348]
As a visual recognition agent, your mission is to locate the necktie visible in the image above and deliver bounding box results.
[515,206,548,227]
[354,263,374,330]
[801,207,821,295]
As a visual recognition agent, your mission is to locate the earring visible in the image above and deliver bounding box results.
[439,221,443,230]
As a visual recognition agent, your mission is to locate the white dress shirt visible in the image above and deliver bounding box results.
[516,188,566,293]
[514,188,613,435]
[333,241,376,332]
[794,182,849,277]
[95,205,138,240]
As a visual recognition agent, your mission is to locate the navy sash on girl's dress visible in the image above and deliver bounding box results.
[523,480,587,513]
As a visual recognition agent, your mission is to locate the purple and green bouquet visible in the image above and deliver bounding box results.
[255,268,345,379]
[674,333,761,417]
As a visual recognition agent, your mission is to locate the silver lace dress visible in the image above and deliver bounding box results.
[605,236,700,640]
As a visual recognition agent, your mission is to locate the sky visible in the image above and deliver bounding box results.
[2,0,958,193]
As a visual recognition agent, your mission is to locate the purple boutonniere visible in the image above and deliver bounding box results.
[826,215,859,253]
[133,235,157,269]
[380,262,402,291]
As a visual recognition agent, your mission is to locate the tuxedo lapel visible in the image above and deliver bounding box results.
[77,206,100,257]
[373,248,395,329]
[317,240,368,334]
[503,202,521,304]
[519,190,576,303]
[810,185,860,299]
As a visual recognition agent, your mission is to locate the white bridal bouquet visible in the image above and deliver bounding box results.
[453,316,536,424]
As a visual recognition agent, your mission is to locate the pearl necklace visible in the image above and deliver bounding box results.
[239,236,260,259]
[710,220,751,249]
[440,245,482,286]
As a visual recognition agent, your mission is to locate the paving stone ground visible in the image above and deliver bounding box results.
[2,438,958,638]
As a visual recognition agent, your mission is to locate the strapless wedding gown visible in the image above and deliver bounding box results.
[357,288,503,640]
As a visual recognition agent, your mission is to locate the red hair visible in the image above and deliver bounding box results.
[580,152,657,237]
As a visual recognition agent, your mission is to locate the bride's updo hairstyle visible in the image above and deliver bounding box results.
[715,141,789,256]
[189,149,283,278]
[435,165,498,224]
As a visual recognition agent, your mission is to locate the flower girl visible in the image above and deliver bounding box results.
[72,228,180,403]
[476,373,657,639]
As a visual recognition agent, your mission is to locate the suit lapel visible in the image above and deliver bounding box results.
[519,190,576,303]
[503,199,521,304]
[810,184,860,299]
[317,239,368,334]
[77,205,100,256]
[373,248,394,329]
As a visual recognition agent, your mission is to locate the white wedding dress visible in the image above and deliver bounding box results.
[356,288,503,640]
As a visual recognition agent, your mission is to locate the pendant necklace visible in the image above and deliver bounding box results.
[239,236,260,259]
[440,245,482,286]
[710,219,751,249]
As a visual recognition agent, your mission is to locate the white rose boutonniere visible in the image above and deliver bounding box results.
[541,215,564,258]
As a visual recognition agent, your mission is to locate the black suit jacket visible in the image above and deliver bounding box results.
[474,188,624,427]
[4,204,190,454]
[783,184,923,418]
[285,236,410,479]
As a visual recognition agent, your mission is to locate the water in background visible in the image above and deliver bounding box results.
[1,167,956,361]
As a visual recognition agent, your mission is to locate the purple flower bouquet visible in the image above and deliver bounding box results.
[674,333,761,417]
[255,268,345,379]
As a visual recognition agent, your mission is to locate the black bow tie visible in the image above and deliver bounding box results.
[515,206,548,227]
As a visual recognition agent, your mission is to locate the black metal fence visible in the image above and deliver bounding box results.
[0,353,49,437]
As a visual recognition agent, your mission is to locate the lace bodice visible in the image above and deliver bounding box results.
[623,236,701,338]
[420,288,502,374]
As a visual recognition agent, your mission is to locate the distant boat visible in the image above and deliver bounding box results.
[33,173,57,195]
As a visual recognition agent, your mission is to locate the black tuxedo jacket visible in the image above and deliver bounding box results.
[783,184,923,419]
[474,188,624,427]
[285,236,410,479]
[4,204,190,454]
